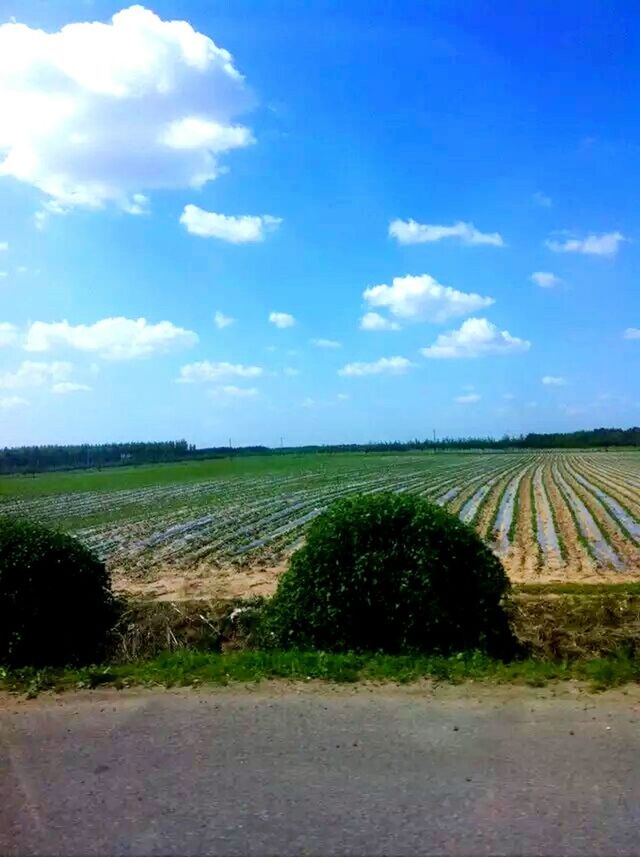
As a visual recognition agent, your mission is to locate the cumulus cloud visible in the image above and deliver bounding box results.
[420,318,531,359]
[24,317,197,360]
[359,312,400,331]
[363,274,494,324]
[178,360,263,383]
[0,6,255,215]
[542,375,566,386]
[455,393,481,404]
[310,338,341,349]
[269,312,296,329]
[623,327,640,340]
[180,206,281,243]
[214,310,235,329]
[389,219,504,247]
[531,271,561,288]
[0,242,7,251]
[338,356,415,377]
[0,322,18,347]
[0,360,72,389]
[532,192,553,208]
[545,232,625,256]
[0,395,28,409]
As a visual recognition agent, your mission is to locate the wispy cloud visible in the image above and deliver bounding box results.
[178,361,263,383]
[0,360,73,390]
[389,219,504,247]
[541,375,566,386]
[0,395,28,409]
[532,191,553,208]
[269,312,296,329]
[310,338,341,349]
[214,311,235,329]
[0,323,18,347]
[546,231,625,257]
[51,382,92,394]
[623,327,640,340]
[338,356,415,377]
[530,271,561,288]
[454,393,481,403]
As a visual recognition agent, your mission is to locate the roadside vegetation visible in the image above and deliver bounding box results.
[2,475,640,696]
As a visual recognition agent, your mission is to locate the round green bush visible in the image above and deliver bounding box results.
[0,517,115,667]
[264,493,513,655]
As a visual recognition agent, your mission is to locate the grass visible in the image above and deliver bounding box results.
[3,648,640,697]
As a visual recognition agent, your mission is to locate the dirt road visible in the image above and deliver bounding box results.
[2,682,640,855]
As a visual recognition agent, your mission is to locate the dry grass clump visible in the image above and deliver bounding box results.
[508,590,640,659]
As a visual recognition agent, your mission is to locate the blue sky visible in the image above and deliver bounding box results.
[0,0,638,447]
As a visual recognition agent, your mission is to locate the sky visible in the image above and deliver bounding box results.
[0,0,638,448]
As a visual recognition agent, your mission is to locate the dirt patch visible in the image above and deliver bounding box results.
[113,556,289,601]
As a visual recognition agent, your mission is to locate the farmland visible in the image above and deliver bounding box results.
[1,450,639,598]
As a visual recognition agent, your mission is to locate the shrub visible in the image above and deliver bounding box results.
[263,493,514,655]
[0,517,115,667]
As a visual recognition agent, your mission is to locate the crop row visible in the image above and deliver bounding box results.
[2,451,639,581]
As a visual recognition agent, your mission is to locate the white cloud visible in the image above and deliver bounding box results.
[359,312,401,331]
[532,192,552,208]
[389,219,504,247]
[24,317,197,360]
[214,310,235,329]
[123,193,149,216]
[421,318,531,359]
[180,206,281,243]
[338,356,415,377]
[530,271,561,288]
[283,367,301,377]
[0,360,72,389]
[363,274,494,324]
[0,6,255,214]
[209,385,258,398]
[269,311,296,329]
[455,393,481,404]
[0,322,18,347]
[623,327,640,340]
[542,375,566,386]
[51,381,91,394]
[310,338,341,349]
[0,242,7,251]
[337,393,350,401]
[178,360,263,383]
[301,397,316,408]
[0,395,28,409]
[503,393,515,400]
[546,232,625,256]
[0,272,7,279]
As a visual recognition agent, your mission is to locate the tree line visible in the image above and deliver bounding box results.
[1,427,638,475]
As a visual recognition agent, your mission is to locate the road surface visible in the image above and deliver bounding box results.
[2,682,640,855]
